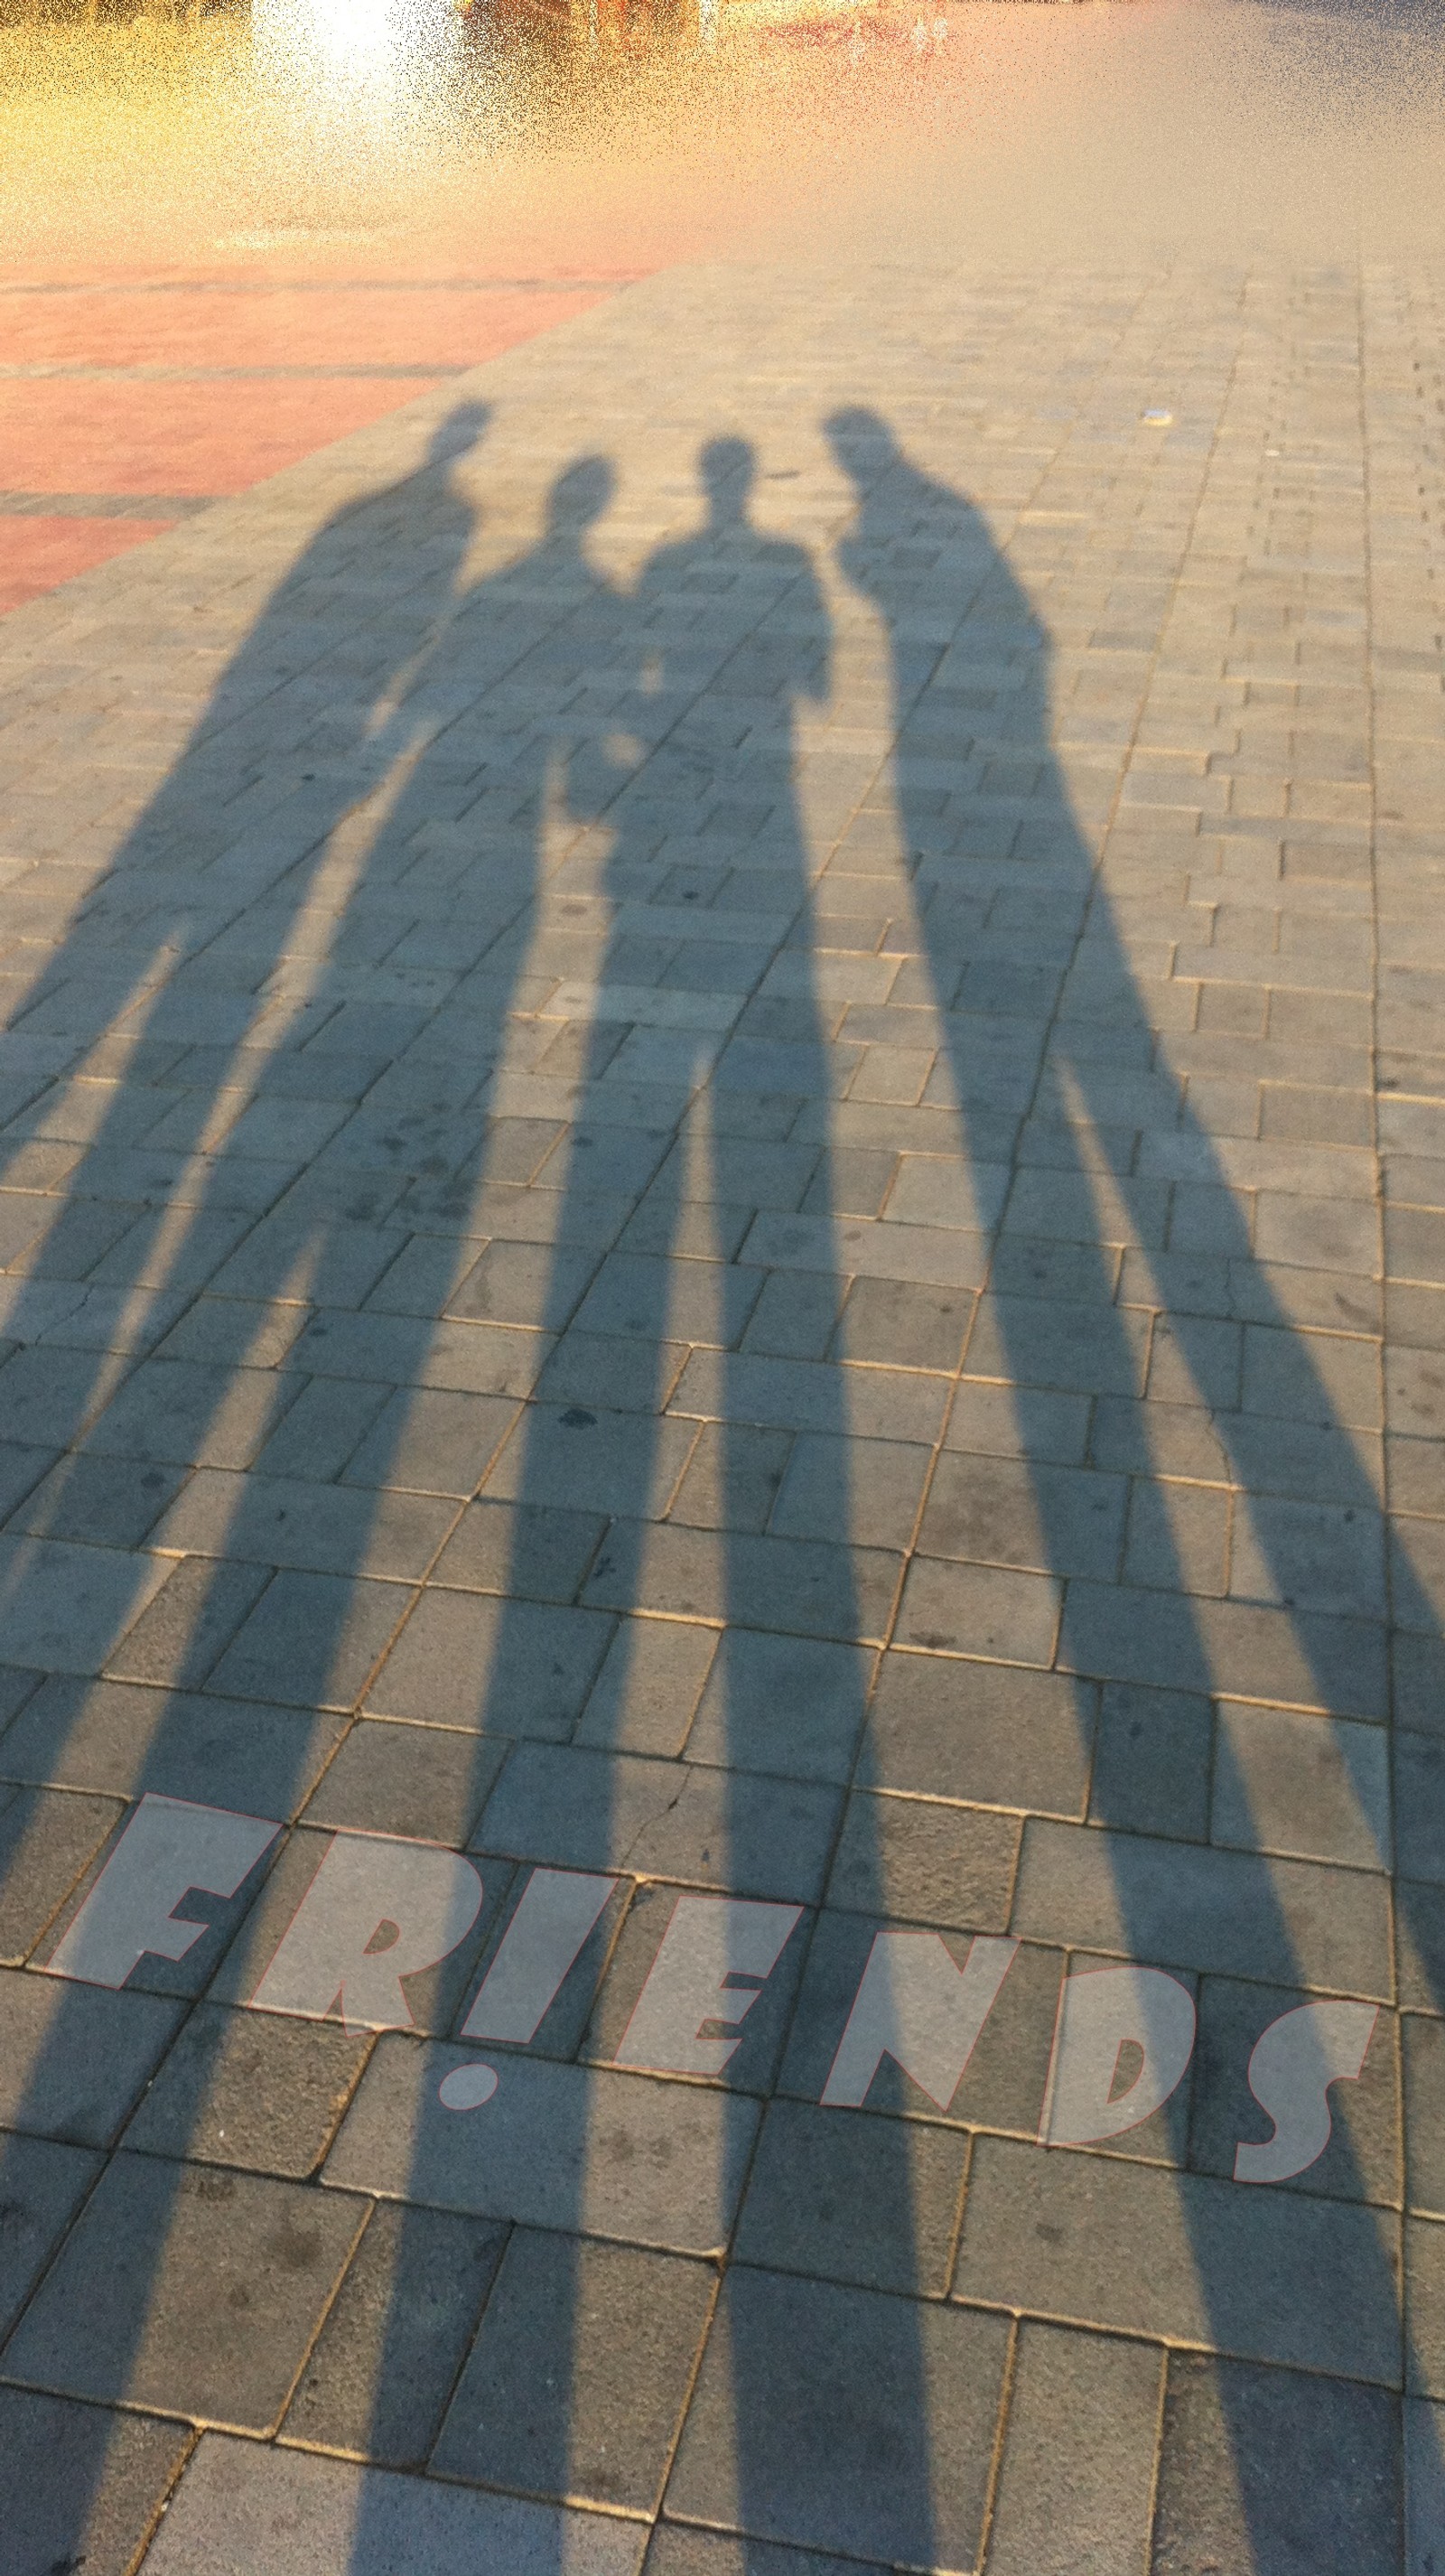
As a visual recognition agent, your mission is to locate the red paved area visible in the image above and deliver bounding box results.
[0,275,634,612]
[0,512,169,617]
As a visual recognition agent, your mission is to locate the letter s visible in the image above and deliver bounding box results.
[1234,2000,1378,2184]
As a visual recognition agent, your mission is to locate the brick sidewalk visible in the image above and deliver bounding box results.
[0,251,1441,2572]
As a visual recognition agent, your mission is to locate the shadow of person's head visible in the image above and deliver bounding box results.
[545,453,618,544]
[698,433,757,528]
[824,405,900,485]
[424,398,493,472]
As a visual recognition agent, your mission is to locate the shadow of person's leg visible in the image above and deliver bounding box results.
[825,402,1414,2569]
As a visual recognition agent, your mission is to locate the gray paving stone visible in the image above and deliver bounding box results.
[0,2131,103,2333]
[895,1554,1060,1664]
[583,1876,805,2089]
[138,2434,647,2576]
[1406,2397,1445,2576]
[665,2267,1009,2567]
[0,1783,125,1965]
[153,1469,456,1581]
[0,1966,183,2143]
[583,1517,901,1645]
[2,2153,367,2430]
[10,1451,186,1547]
[1013,1816,1394,1996]
[433,2227,715,2510]
[481,1401,698,1517]
[430,1494,607,1600]
[120,2000,370,2178]
[575,1614,720,1755]
[205,1821,503,2034]
[281,2202,505,2467]
[684,1629,872,1783]
[862,1655,1095,1816]
[101,1556,271,1691]
[340,1385,520,1496]
[953,2137,1402,2384]
[825,1789,1019,1931]
[984,2322,1161,2576]
[1088,1680,1213,1840]
[365,1590,614,1734]
[476,1741,841,1899]
[2,1675,345,1814]
[206,1571,412,1713]
[0,1534,171,1676]
[1211,1700,1391,1870]
[1151,2353,1402,2576]
[299,1716,505,1844]
[645,2534,881,2576]
[0,2385,192,2576]
[733,2099,968,2294]
[1058,1580,1389,1718]
[1189,1976,1400,2206]
[322,2039,759,2255]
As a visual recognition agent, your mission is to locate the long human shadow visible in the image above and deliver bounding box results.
[826,405,1425,2565]
[349,435,939,2573]
[0,412,640,2565]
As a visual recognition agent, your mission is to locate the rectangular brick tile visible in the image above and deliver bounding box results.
[0,2385,191,2576]
[1013,1816,1392,1994]
[0,1967,182,2144]
[139,2436,646,2576]
[733,2099,969,2294]
[953,2136,1402,2383]
[2,2153,367,2431]
[281,2202,505,2467]
[433,2228,715,2512]
[984,2321,1162,2576]
[1151,2353,1401,2575]
[665,2267,1010,2567]
[322,2039,759,2256]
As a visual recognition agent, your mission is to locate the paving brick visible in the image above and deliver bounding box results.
[120,2000,370,2178]
[340,1385,520,1496]
[365,1590,614,1734]
[101,1556,272,1691]
[476,1741,841,1900]
[434,2228,715,2510]
[139,2435,646,2576]
[0,1967,182,2144]
[323,2039,759,2255]
[205,1570,412,1713]
[583,1517,902,1644]
[0,1534,171,1677]
[684,1629,872,1783]
[1013,1816,1392,1995]
[2,2153,367,2430]
[205,1821,503,2034]
[0,1783,125,1965]
[665,2268,1009,2566]
[1190,1976,1400,2206]
[825,1789,1019,1931]
[281,2202,505,2466]
[1088,1680,1212,1839]
[862,1655,1095,1816]
[2,1675,344,1815]
[953,2137,1402,2384]
[0,2131,103,2334]
[299,1716,505,1843]
[575,1615,720,1755]
[734,2099,968,2294]
[1211,1700,1391,1870]
[984,2322,1161,2576]
[0,2385,192,2576]
[1151,2352,1402,2576]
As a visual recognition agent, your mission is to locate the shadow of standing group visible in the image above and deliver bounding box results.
[0,392,1431,2571]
